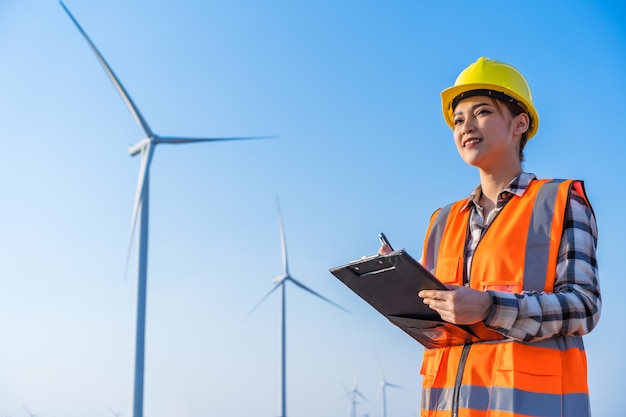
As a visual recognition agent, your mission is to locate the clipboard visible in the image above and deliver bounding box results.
[329,249,505,349]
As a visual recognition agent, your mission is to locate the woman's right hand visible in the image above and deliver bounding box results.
[378,243,393,255]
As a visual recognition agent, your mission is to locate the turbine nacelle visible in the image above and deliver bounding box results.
[128,137,153,156]
[273,274,288,284]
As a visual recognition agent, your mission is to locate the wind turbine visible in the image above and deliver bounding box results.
[343,378,369,417]
[375,356,405,417]
[247,197,348,417]
[59,3,274,417]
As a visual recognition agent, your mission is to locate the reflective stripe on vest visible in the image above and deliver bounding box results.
[524,179,565,291]
[423,385,590,417]
[423,203,451,273]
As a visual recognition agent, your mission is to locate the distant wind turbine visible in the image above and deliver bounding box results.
[375,355,405,417]
[247,197,349,417]
[343,378,369,417]
[59,3,274,417]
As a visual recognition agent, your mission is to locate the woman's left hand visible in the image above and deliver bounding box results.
[418,285,493,325]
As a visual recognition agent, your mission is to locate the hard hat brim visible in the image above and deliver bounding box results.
[441,83,539,140]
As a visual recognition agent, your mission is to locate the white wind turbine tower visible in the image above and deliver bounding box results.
[60,3,273,417]
[247,197,349,417]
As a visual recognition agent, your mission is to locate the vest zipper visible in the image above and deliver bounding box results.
[451,343,472,417]
[452,199,496,415]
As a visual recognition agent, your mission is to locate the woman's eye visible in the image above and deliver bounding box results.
[453,118,463,125]
[476,109,491,116]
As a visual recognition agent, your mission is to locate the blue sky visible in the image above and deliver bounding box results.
[1,1,624,416]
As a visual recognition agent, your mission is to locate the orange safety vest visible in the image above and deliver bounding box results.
[420,179,591,417]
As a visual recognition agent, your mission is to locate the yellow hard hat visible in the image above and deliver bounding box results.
[441,57,539,140]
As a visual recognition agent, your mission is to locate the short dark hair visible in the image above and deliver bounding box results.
[498,100,529,163]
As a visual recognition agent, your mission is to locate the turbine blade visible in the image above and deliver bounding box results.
[125,141,155,279]
[286,277,350,313]
[375,383,383,402]
[354,388,369,402]
[276,196,289,276]
[272,273,288,284]
[244,282,282,321]
[105,406,122,417]
[375,352,387,380]
[22,403,39,417]
[156,135,277,144]
[59,1,154,137]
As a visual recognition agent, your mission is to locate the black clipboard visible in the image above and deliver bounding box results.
[329,249,504,349]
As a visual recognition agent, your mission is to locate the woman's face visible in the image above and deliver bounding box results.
[452,96,525,172]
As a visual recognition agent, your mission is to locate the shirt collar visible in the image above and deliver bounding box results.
[460,172,537,212]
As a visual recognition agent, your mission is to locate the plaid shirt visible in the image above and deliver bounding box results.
[461,172,601,342]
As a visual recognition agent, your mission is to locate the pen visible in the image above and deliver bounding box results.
[378,233,394,251]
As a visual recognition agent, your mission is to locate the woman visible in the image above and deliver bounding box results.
[384,57,601,417]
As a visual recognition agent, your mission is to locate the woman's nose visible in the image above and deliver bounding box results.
[461,119,475,135]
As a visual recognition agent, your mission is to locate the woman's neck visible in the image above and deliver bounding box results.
[479,166,521,204]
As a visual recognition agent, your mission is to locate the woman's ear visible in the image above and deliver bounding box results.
[513,113,530,135]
